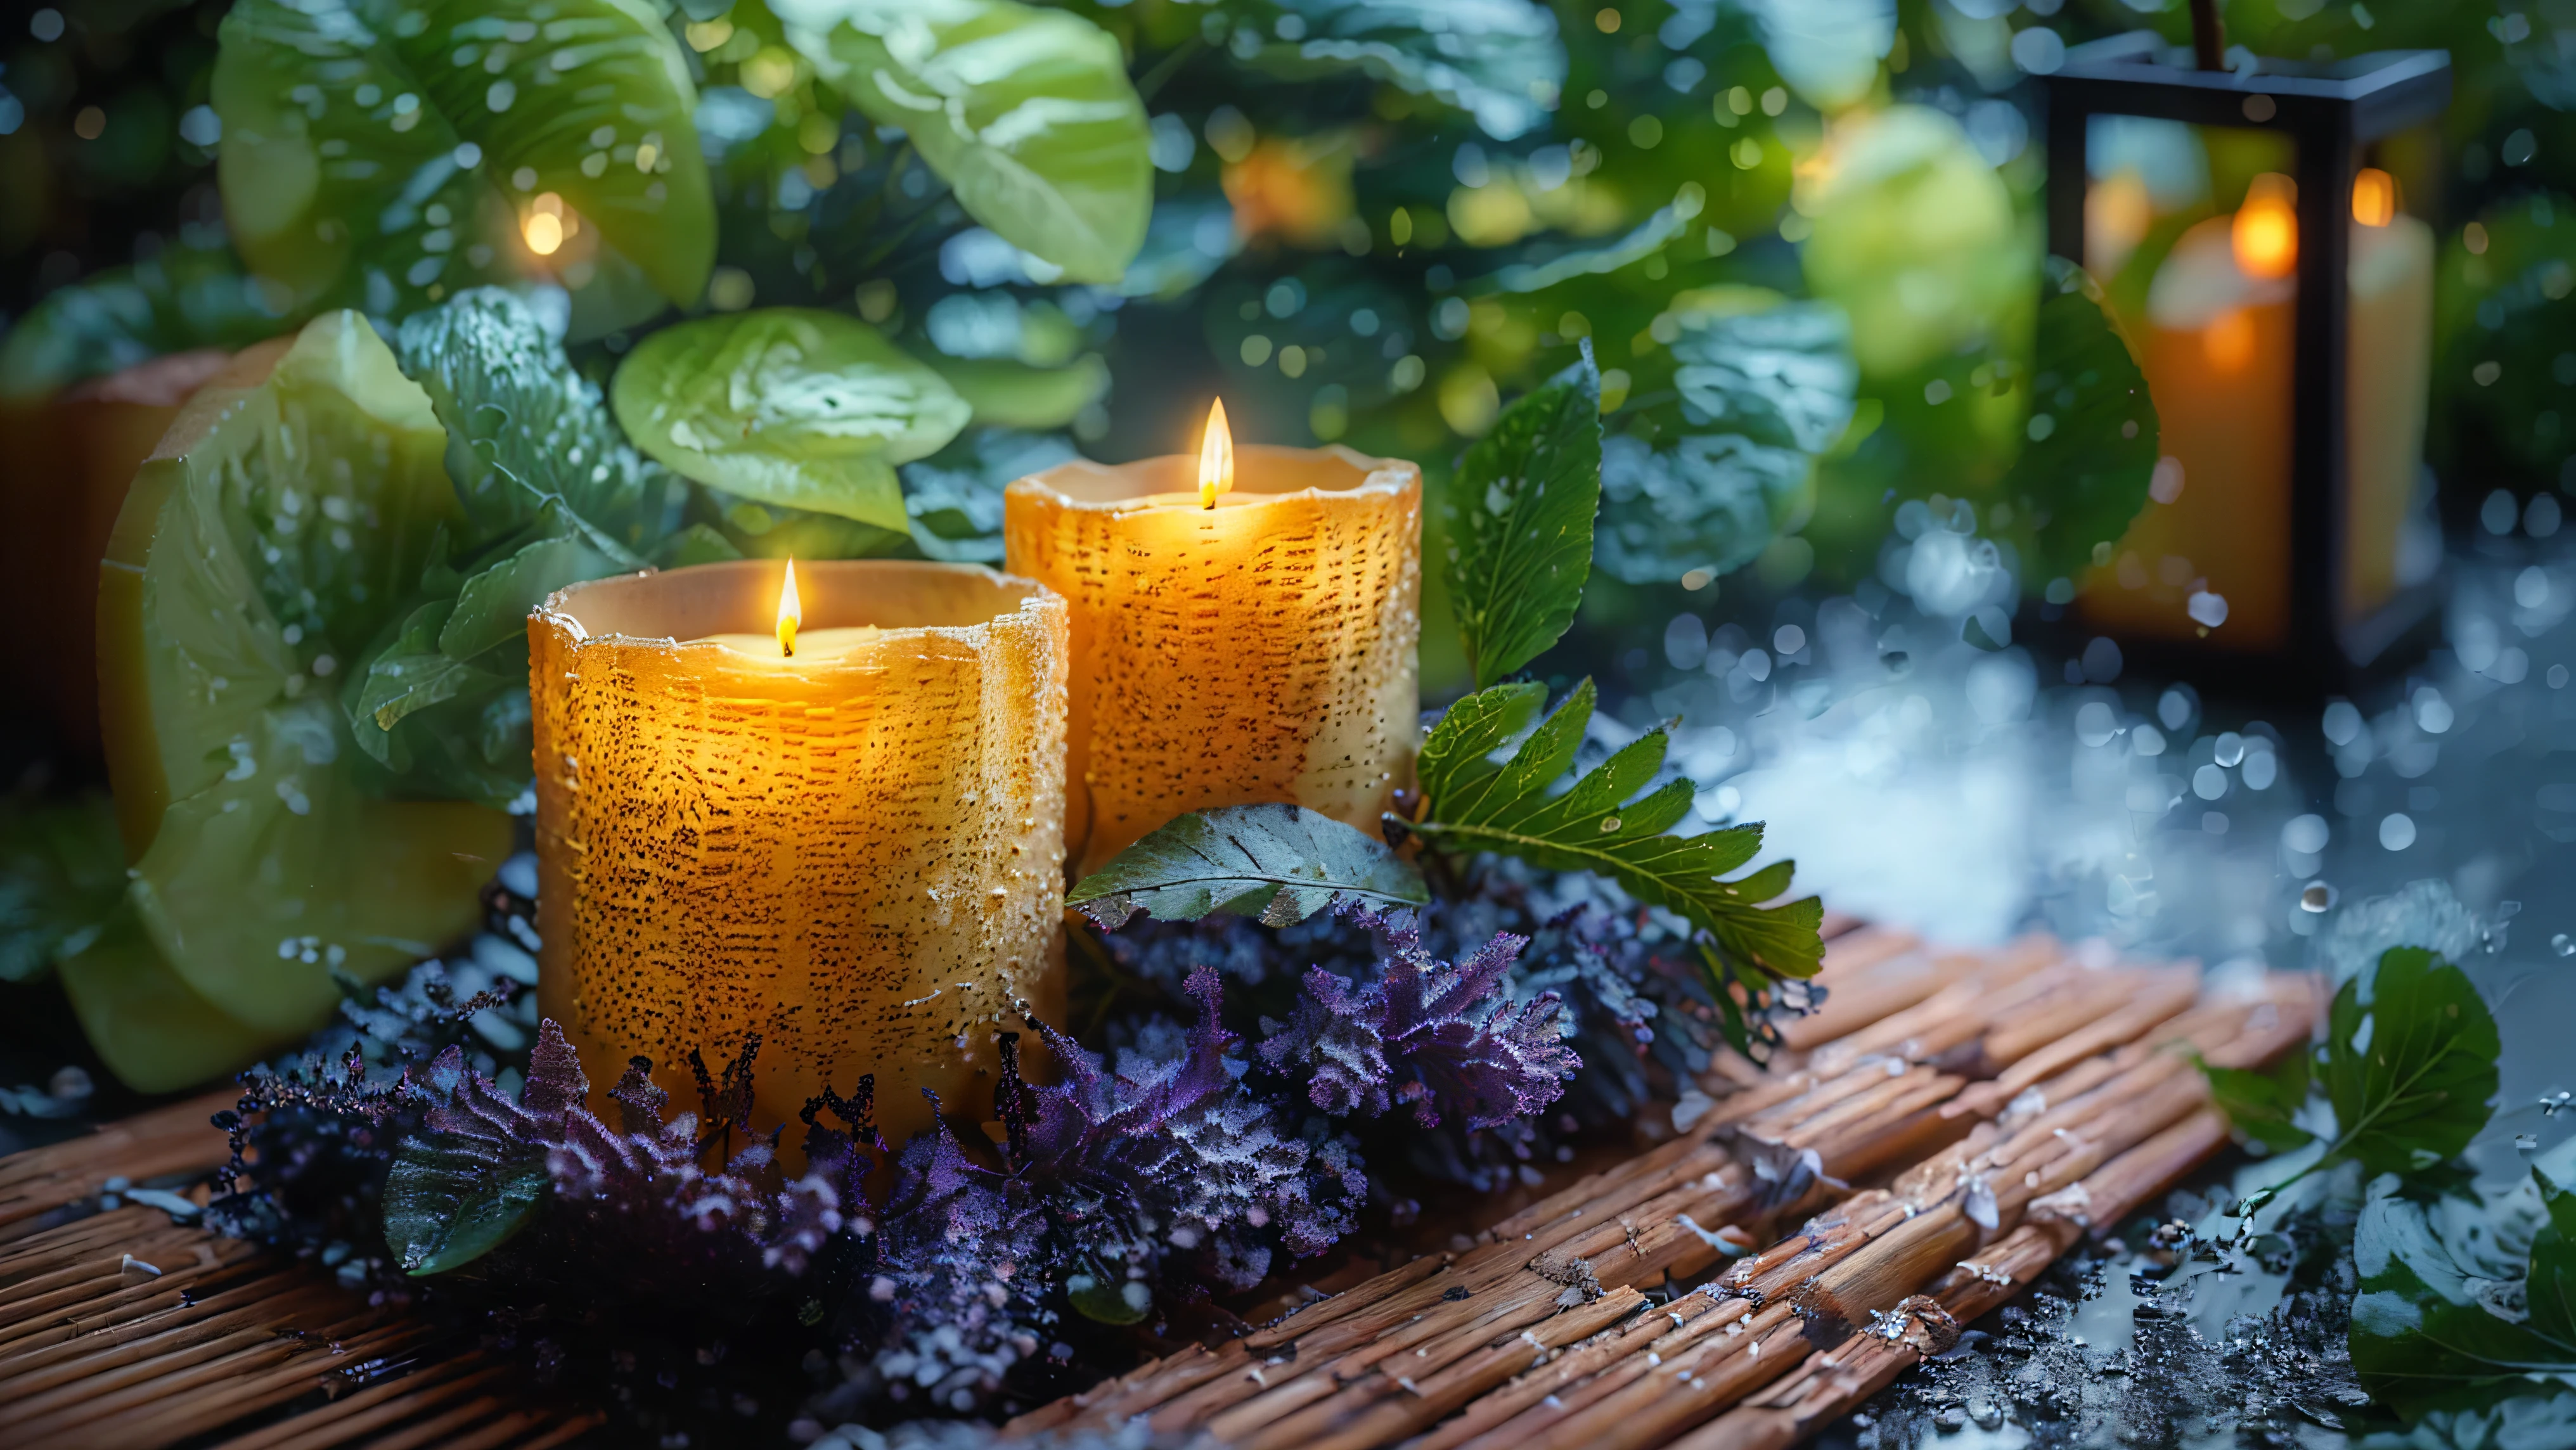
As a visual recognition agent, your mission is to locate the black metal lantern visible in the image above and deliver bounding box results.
[2040,31,2451,693]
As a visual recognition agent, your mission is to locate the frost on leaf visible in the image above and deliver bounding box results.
[1259,909,1577,1131]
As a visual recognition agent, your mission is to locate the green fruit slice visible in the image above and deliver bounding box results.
[58,904,274,1095]
[72,312,508,1082]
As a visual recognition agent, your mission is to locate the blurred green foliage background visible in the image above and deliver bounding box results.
[5,0,2576,714]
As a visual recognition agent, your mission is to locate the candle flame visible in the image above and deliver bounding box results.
[776,558,801,657]
[2352,167,2396,228]
[2232,174,2298,279]
[1198,399,1234,510]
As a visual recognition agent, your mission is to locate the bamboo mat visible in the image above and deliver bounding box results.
[0,1090,602,1450]
[0,925,2319,1449]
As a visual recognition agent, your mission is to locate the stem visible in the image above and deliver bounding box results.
[1134,35,1206,103]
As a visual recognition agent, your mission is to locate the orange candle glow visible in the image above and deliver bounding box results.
[1005,404,1420,875]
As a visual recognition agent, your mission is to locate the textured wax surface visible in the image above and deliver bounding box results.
[1005,445,1420,875]
[531,560,1068,1146]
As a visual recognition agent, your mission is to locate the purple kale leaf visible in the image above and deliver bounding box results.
[388,1021,856,1283]
[1012,965,1361,1286]
[1260,914,1578,1131]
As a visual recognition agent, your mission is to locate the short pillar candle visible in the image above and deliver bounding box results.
[529,559,1068,1145]
[1003,427,1420,875]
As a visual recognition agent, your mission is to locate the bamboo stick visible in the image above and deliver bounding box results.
[203,1357,504,1450]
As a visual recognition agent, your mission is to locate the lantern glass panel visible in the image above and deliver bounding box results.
[2074,115,2442,648]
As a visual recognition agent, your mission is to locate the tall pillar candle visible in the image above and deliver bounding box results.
[530,559,1067,1146]
[1004,425,1419,875]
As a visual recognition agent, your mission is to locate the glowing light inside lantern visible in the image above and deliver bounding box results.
[1198,399,1234,510]
[2352,167,2396,228]
[2232,174,2298,280]
[776,558,802,657]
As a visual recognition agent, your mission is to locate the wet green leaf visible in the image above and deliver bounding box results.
[1410,679,1823,983]
[1997,259,2160,584]
[2200,1048,2319,1155]
[212,0,713,333]
[614,309,969,530]
[384,1129,549,1275]
[1242,0,1566,142]
[1441,347,1600,689]
[776,0,1152,285]
[1596,300,1855,587]
[1067,804,1428,930]
[2324,947,2501,1177]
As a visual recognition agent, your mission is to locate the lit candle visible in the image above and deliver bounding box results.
[2084,169,2435,644]
[1003,403,1420,875]
[529,559,1068,1146]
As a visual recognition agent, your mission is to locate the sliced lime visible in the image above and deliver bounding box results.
[57,904,274,1094]
[72,312,508,1079]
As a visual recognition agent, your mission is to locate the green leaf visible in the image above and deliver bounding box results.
[1670,300,1858,455]
[0,243,295,401]
[1067,804,1428,930]
[1595,296,1855,587]
[775,0,1152,285]
[397,288,681,549]
[2353,1395,2576,1450]
[2199,1048,2319,1155]
[2532,1169,2576,1348]
[613,309,969,530]
[1996,258,2160,585]
[0,795,127,984]
[2351,1172,2576,1419]
[341,289,678,804]
[1441,347,1602,688]
[1066,1271,1152,1326]
[383,1129,549,1275]
[900,428,1079,565]
[1410,679,1823,983]
[212,0,714,334]
[1246,1,1566,143]
[2323,947,2502,1178]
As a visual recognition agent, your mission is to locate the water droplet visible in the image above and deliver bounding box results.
[2300,883,2338,913]
[2554,933,2575,957]
[1599,816,1621,833]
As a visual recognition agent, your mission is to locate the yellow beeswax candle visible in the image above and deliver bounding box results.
[1004,407,1420,875]
[529,559,1068,1146]
[2342,173,2435,620]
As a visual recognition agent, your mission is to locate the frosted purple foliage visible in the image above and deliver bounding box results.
[413,1021,851,1276]
[1013,966,1361,1280]
[1260,914,1579,1131]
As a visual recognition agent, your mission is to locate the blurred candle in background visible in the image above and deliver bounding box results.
[2343,169,2437,620]
[1005,404,1420,875]
[2083,169,2432,645]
